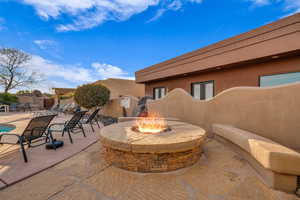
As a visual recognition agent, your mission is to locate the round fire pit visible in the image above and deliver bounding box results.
[99,120,206,172]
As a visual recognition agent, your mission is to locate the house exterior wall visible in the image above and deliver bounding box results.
[145,56,300,97]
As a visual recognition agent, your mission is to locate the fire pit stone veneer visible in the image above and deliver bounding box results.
[99,120,206,172]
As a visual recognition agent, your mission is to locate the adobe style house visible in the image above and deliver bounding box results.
[93,78,145,99]
[135,13,300,100]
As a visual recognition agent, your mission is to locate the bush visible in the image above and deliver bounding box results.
[32,90,42,97]
[74,84,110,109]
[0,93,18,105]
[16,90,31,96]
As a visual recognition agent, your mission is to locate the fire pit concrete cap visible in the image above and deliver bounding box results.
[99,121,206,153]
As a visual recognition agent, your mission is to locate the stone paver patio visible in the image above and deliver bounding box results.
[0,136,299,200]
[0,113,99,189]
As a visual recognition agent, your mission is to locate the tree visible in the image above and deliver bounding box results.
[0,48,38,93]
[32,89,42,97]
[74,84,110,109]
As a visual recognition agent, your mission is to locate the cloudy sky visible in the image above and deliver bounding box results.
[0,0,299,92]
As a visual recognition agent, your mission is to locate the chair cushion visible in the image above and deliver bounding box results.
[213,124,300,175]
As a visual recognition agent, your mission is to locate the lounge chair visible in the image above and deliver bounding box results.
[0,114,57,162]
[48,111,87,144]
[81,108,101,132]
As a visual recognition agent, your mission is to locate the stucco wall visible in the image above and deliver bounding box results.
[94,78,145,99]
[17,96,45,109]
[100,96,139,118]
[147,82,300,151]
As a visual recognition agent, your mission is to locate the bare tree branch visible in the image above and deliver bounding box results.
[0,48,39,93]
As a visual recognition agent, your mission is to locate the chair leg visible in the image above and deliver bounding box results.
[96,120,100,128]
[20,142,28,163]
[81,125,86,137]
[67,130,73,144]
[48,131,56,150]
[62,129,65,137]
[28,140,31,148]
[90,122,95,132]
[45,136,49,143]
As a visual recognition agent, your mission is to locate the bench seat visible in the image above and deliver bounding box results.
[212,124,300,175]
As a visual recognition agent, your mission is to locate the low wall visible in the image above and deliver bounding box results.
[17,96,44,109]
[101,96,139,118]
[147,82,300,151]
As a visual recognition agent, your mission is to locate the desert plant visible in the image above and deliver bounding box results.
[0,93,18,105]
[74,84,110,109]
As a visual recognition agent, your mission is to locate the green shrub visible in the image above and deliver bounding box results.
[74,84,110,109]
[0,93,18,105]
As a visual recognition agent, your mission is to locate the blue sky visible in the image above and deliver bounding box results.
[0,0,299,92]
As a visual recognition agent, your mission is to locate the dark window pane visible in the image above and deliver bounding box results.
[153,87,166,100]
[260,72,300,87]
[192,81,214,100]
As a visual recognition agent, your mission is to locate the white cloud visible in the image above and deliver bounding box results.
[92,62,134,80]
[248,0,270,6]
[19,0,203,31]
[283,0,300,15]
[147,0,183,23]
[34,40,57,50]
[26,55,96,83]
[20,55,133,92]
[248,0,300,14]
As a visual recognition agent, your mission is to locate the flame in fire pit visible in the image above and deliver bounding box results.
[134,113,168,134]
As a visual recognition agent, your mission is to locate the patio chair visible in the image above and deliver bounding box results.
[48,111,87,144]
[0,114,57,162]
[81,108,101,132]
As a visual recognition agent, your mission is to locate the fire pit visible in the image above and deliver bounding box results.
[99,116,206,172]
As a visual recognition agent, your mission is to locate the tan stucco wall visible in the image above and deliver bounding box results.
[17,96,45,109]
[100,96,139,118]
[147,82,300,151]
[94,78,145,99]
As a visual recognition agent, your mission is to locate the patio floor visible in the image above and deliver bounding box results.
[0,136,298,200]
[0,112,99,189]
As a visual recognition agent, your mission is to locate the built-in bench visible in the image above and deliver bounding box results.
[212,124,300,194]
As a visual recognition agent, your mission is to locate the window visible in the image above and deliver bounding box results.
[153,87,166,100]
[191,81,214,100]
[260,72,300,87]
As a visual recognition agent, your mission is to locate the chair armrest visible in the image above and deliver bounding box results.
[49,123,66,128]
[48,123,67,131]
[0,133,22,144]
